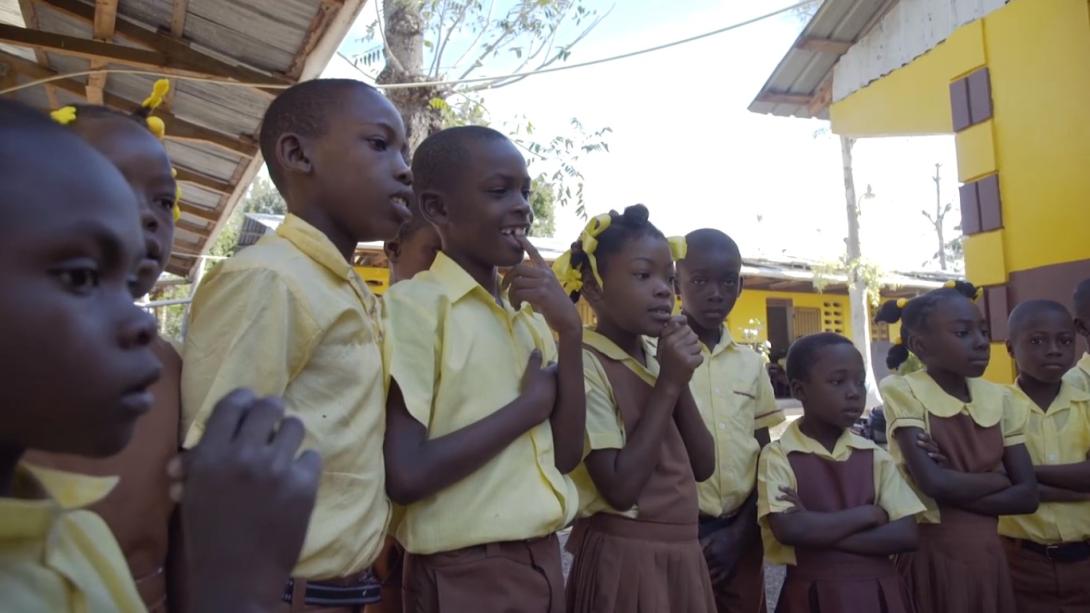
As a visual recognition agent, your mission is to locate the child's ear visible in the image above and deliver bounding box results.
[419,190,448,226]
[737,276,745,296]
[383,240,401,263]
[907,335,927,361]
[1005,338,1015,358]
[276,133,311,176]
[1075,317,1089,339]
[790,379,806,403]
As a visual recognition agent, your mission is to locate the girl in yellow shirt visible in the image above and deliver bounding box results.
[876,281,1038,613]
[555,205,717,613]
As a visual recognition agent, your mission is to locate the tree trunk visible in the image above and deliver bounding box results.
[934,163,947,270]
[377,0,445,152]
[840,135,881,408]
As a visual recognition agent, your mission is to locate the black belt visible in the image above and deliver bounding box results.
[281,570,382,607]
[1018,539,1090,563]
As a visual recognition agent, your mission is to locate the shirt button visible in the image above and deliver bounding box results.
[718,422,727,430]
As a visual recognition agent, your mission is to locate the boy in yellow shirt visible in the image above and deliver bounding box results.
[181,79,412,609]
[383,126,585,613]
[1065,278,1090,391]
[999,300,1090,611]
[0,99,319,612]
[676,229,784,613]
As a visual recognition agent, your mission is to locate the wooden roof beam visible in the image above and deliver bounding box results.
[163,0,188,109]
[16,0,60,108]
[37,0,289,94]
[755,92,811,106]
[178,202,218,222]
[0,50,258,157]
[86,0,118,104]
[174,166,232,194]
[0,23,283,95]
[175,218,211,236]
[796,37,853,55]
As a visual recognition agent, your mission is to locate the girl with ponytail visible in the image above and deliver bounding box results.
[876,281,1037,613]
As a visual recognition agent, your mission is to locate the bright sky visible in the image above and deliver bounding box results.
[323,0,961,274]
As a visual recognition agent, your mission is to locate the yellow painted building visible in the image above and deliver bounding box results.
[752,0,1090,383]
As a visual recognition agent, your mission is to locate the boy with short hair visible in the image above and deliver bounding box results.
[0,99,319,613]
[1064,278,1090,391]
[383,126,585,612]
[181,79,412,609]
[676,229,784,613]
[1000,300,1090,610]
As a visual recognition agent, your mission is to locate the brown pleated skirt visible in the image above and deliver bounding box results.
[1001,536,1090,613]
[565,514,716,613]
[776,552,914,613]
[896,508,1015,613]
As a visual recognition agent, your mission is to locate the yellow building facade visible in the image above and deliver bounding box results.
[754,0,1090,383]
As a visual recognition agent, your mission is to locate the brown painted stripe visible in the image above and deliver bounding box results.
[960,182,982,235]
[978,174,1002,232]
[968,68,994,125]
[950,77,972,132]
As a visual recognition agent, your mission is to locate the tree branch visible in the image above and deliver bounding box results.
[378,0,407,75]
[430,0,471,79]
[449,0,494,71]
[457,1,535,81]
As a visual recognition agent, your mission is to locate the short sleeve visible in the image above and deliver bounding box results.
[583,350,625,451]
[874,448,926,522]
[1001,390,1029,447]
[383,282,441,427]
[181,267,319,448]
[753,369,785,431]
[879,375,927,434]
[757,443,796,518]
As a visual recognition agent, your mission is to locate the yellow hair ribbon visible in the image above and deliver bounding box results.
[974,286,984,300]
[896,298,908,308]
[171,167,181,222]
[142,79,170,111]
[50,106,77,125]
[551,213,612,295]
[667,236,687,261]
[944,280,956,289]
[146,116,166,139]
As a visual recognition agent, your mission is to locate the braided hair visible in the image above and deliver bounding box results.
[565,204,665,302]
[874,280,981,369]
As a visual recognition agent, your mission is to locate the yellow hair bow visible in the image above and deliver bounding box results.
[142,79,170,111]
[171,167,181,222]
[552,213,612,295]
[146,116,166,139]
[667,236,687,261]
[896,298,908,308]
[50,106,77,125]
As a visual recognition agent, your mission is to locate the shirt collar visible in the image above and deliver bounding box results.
[1011,379,1090,415]
[583,328,659,385]
[778,419,875,461]
[1080,353,1090,376]
[702,326,737,358]
[429,251,531,316]
[277,214,355,281]
[904,369,1005,425]
[0,463,117,539]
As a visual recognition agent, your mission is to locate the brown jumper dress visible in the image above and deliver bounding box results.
[565,346,716,613]
[896,413,1016,613]
[775,448,915,613]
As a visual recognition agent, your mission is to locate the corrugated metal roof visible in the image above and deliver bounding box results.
[0,0,368,276]
[748,0,896,119]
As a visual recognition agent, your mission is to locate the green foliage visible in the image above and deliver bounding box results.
[812,256,886,308]
[243,175,286,215]
[529,175,555,236]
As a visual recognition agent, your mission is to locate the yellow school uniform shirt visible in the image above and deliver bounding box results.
[880,370,1027,524]
[691,328,784,518]
[1063,353,1090,392]
[756,420,924,566]
[383,252,577,555]
[571,328,660,519]
[999,382,1090,544]
[181,213,390,579]
[0,463,144,613]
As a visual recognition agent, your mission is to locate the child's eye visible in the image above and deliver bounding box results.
[54,266,100,294]
[521,189,532,200]
[634,272,650,280]
[954,330,969,338]
[157,196,174,211]
[367,138,388,151]
[691,278,706,286]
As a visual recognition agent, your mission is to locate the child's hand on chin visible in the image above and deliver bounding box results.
[169,389,321,611]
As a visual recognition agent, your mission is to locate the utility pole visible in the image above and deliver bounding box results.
[840,135,880,408]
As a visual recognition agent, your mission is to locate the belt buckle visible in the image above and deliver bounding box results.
[1044,544,1062,560]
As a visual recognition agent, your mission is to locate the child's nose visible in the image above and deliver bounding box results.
[119,304,157,349]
